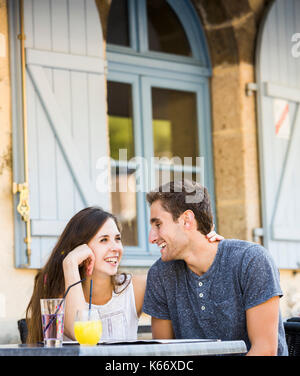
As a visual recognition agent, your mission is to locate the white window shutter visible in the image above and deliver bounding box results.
[256,0,300,269]
[12,0,109,268]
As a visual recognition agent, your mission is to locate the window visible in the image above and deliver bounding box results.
[106,0,213,265]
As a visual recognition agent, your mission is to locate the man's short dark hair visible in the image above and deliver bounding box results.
[146,180,213,235]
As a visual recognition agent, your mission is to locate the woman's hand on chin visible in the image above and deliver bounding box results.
[63,244,95,276]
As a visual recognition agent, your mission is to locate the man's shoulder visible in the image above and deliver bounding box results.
[220,239,274,266]
[221,239,267,255]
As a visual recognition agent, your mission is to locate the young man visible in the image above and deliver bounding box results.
[142,180,288,356]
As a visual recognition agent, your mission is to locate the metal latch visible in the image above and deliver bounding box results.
[13,182,32,266]
[13,182,30,221]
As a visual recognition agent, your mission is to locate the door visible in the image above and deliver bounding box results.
[9,0,108,268]
[256,0,300,268]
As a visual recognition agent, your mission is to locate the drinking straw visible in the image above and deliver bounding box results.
[88,279,93,320]
[43,278,86,335]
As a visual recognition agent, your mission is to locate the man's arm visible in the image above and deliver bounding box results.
[246,295,279,356]
[151,317,175,339]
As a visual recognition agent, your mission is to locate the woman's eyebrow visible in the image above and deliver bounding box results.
[98,233,121,238]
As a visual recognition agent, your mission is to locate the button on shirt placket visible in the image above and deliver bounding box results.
[198,281,206,312]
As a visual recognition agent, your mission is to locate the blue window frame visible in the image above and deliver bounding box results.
[107,0,214,266]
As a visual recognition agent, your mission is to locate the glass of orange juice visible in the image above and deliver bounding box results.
[74,309,102,346]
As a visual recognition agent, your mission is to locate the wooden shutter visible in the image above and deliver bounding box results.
[12,0,109,268]
[256,0,300,268]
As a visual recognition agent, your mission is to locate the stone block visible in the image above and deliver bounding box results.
[211,66,243,132]
[216,200,248,239]
[205,26,239,67]
[213,131,246,201]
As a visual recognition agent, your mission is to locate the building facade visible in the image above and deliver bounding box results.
[0,0,299,343]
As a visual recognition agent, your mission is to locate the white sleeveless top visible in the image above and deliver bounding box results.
[64,275,138,342]
[90,275,138,341]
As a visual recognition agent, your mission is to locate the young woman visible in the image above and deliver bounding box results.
[26,206,222,343]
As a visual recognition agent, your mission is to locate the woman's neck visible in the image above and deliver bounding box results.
[83,274,114,306]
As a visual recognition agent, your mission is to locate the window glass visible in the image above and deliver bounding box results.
[107,82,135,160]
[107,81,138,246]
[147,0,192,56]
[107,0,130,47]
[152,87,199,164]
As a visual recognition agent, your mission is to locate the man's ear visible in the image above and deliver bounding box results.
[182,210,195,229]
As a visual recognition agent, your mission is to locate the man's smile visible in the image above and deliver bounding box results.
[158,242,167,251]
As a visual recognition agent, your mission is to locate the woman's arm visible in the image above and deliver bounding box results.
[62,244,95,339]
[132,274,147,317]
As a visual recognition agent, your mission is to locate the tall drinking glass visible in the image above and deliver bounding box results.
[40,298,65,347]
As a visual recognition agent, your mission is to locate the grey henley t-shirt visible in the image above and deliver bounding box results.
[143,239,288,355]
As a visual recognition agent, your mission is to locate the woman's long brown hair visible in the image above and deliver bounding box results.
[25,206,126,344]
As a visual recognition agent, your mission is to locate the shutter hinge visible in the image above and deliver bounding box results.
[253,227,264,243]
[246,82,258,96]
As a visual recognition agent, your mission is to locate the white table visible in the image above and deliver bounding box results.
[0,339,247,356]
